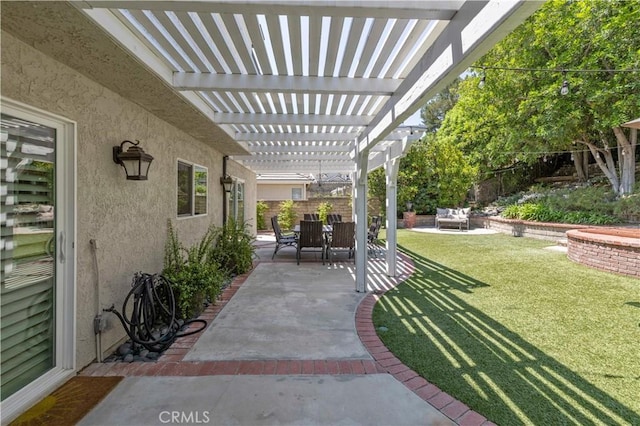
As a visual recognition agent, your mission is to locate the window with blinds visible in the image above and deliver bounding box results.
[1,114,56,401]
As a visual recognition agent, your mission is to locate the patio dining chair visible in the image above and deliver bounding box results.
[327,213,342,225]
[304,213,320,221]
[271,216,297,259]
[367,217,383,258]
[367,217,381,244]
[327,221,355,264]
[296,220,325,265]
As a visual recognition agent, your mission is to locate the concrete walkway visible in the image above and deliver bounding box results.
[78,236,493,426]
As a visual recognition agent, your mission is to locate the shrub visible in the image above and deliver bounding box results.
[542,185,617,216]
[209,217,255,278]
[501,204,521,219]
[256,201,269,230]
[614,192,640,220]
[317,201,332,224]
[500,202,617,225]
[163,220,225,319]
[277,200,296,230]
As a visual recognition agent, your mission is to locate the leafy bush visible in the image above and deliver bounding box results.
[541,185,617,216]
[501,204,521,219]
[209,217,255,278]
[317,201,332,224]
[256,201,269,230]
[497,180,639,225]
[163,220,225,319]
[277,200,297,230]
[614,193,640,220]
[500,202,617,225]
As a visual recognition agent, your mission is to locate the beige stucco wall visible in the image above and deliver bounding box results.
[1,31,255,369]
[257,183,307,201]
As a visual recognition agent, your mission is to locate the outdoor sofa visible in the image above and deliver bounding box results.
[435,208,471,231]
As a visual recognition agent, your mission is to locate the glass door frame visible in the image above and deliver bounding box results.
[1,98,76,421]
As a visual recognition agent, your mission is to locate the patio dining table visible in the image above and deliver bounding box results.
[293,224,333,234]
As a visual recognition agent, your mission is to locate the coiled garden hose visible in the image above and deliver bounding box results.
[105,272,207,353]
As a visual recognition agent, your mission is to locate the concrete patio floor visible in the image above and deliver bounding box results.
[77,235,493,426]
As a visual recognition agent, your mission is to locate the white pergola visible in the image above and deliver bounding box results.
[76,0,541,292]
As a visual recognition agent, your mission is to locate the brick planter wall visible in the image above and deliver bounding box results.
[566,228,640,278]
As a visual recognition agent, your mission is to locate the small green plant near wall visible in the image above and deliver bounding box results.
[163,220,225,319]
[277,199,297,230]
[210,218,255,277]
[317,201,333,224]
[256,200,268,230]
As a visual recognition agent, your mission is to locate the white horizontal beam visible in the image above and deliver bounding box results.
[246,144,352,153]
[215,113,371,126]
[235,128,421,143]
[367,137,415,171]
[234,153,351,161]
[174,73,400,95]
[236,133,358,143]
[238,159,353,171]
[82,1,460,20]
[243,167,354,175]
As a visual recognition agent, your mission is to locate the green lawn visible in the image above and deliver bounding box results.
[372,230,640,425]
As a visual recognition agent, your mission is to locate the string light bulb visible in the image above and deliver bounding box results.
[478,67,486,89]
[560,70,569,95]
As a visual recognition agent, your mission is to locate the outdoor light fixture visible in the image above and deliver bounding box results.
[220,175,233,193]
[560,70,569,95]
[112,140,154,180]
[478,67,486,89]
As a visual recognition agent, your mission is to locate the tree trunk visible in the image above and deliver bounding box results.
[579,138,620,195]
[613,126,637,195]
[578,127,637,196]
[573,149,589,181]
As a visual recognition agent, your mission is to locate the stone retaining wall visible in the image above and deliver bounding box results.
[401,215,588,242]
[481,217,591,242]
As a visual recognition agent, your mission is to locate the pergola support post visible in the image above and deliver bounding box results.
[384,149,400,277]
[354,149,369,293]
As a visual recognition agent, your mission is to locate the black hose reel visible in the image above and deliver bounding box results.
[105,272,207,353]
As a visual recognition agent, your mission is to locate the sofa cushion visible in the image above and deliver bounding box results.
[437,207,470,220]
[436,208,450,218]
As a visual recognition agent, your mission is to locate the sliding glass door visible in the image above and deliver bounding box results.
[1,101,75,414]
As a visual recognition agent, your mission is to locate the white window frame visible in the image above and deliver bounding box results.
[292,187,303,200]
[1,98,77,422]
[176,159,208,218]
[231,177,245,223]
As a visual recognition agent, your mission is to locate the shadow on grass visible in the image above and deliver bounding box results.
[375,245,639,425]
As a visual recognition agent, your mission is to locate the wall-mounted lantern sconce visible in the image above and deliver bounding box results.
[220,175,233,193]
[113,140,154,180]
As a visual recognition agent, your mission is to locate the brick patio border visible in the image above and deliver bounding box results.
[354,252,495,426]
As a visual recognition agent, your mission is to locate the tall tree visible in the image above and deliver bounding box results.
[420,78,461,133]
[442,0,640,195]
